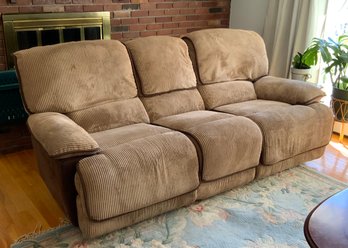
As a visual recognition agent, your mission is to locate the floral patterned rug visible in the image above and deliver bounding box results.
[12,165,347,248]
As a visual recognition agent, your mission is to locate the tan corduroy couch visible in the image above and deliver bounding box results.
[14,28,333,238]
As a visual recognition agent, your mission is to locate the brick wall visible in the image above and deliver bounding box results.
[0,0,230,69]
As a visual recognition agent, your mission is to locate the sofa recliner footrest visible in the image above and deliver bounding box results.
[76,131,199,221]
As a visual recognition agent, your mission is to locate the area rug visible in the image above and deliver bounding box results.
[12,165,347,248]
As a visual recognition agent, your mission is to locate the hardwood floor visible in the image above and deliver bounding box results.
[305,134,348,182]
[0,149,65,247]
[0,134,347,247]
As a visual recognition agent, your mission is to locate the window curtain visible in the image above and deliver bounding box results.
[262,0,328,78]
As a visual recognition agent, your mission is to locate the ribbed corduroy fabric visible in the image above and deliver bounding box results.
[90,123,170,149]
[76,190,197,239]
[197,168,256,200]
[14,40,136,114]
[198,80,257,109]
[215,99,290,116]
[256,146,326,179]
[125,36,197,96]
[254,76,326,105]
[141,89,205,122]
[183,28,268,84]
[216,101,333,165]
[154,111,263,181]
[28,112,99,158]
[67,98,150,133]
[76,131,199,221]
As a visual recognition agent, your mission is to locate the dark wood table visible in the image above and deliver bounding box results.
[304,188,348,248]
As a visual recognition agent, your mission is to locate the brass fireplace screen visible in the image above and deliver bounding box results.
[3,12,111,69]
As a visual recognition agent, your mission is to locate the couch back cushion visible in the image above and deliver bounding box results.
[125,36,204,121]
[125,36,197,96]
[14,40,149,132]
[183,28,269,84]
[183,28,267,109]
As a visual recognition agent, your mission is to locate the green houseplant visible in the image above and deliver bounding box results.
[308,34,348,120]
[291,44,320,81]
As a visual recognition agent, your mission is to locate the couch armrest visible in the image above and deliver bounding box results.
[28,112,100,159]
[254,76,326,105]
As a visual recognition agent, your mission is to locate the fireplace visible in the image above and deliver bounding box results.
[3,12,111,69]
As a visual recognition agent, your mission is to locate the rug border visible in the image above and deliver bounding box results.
[298,164,348,187]
[11,164,348,248]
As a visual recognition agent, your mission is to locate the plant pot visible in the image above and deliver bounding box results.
[331,87,348,121]
[291,68,311,81]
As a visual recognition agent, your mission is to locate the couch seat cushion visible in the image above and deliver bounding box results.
[77,129,199,221]
[154,110,262,181]
[215,100,333,165]
[90,123,170,149]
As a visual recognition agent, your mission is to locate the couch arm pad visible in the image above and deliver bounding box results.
[254,76,326,105]
[28,112,100,159]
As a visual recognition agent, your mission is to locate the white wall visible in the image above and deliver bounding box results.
[229,0,270,35]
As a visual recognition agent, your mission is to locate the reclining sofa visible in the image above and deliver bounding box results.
[14,28,333,238]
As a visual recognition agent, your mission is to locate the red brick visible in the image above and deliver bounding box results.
[19,6,42,13]
[195,8,209,14]
[172,16,186,22]
[95,0,112,3]
[221,19,229,25]
[179,22,195,28]
[180,9,195,15]
[129,24,146,31]
[131,10,148,17]
[155,16,171,22]
[104,4,122,11]
[83,5,104,11]
[139,17,155,23]
[114,10,130,18]
[172,28,187,35]
[217,1,230,7]
[202,1,218,7]
[122,32,140,38]
[111,19,122,25]
[164,9,179,15]
[72,0,92,4]
[140,31,156,37]
[65,5,83,12]
[131,0,148,3]
[111,33,123,40]
[208,20,221,26]
[33,0,54,4]
[189,2,202,8]
[55,0,71,3]
[148,9,164,16]
[146,23,162,30]
[173,2,188,8]
[157,29,172,35]
[0,6,18,13]
[15,0,32,5]
[122,18,138,24]
[195,20,209,27]
[163,22,178,29]
[43,5,65,12]
[140,3,156,9]
[187,15,203,21]
[156,3,171,9]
